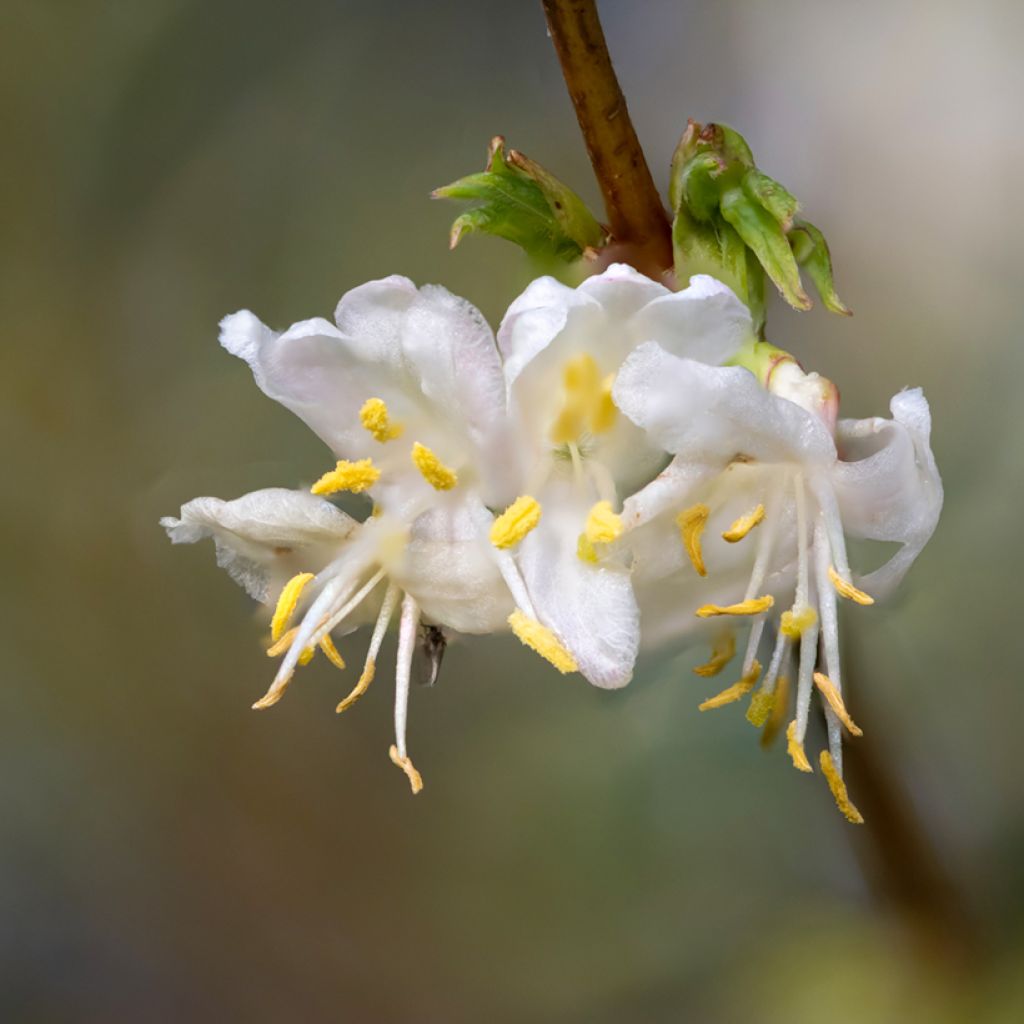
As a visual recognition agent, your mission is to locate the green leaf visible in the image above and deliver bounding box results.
[742,170,799,231]
[433,137,606,263]
[789,219,851,316]
[720,188,810,312]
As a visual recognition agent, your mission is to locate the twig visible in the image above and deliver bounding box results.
[541,0,673,276]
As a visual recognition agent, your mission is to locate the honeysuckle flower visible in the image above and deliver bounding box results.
[612,340,942,821]
[488,264,754,687]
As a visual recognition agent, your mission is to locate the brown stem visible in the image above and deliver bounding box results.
[541,0,673,277]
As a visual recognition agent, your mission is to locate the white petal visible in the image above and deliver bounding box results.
[613,343,836,465]
[161,488,356,601]
[833,388,943,595]
[627,274,753,366]
[517,485,639,689]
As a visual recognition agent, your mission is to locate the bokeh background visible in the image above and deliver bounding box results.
[3,0,1023,1020]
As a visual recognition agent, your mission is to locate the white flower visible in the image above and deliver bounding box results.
[488,264,754,688]
[172,276,529,791]
[613,342,942,821]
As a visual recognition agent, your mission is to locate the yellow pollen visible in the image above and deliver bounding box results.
[318,635,346,671]
[780,606,818,639]
[389,744,424,795]
[508,609,578,674]
[270,572,314,642]
[761,675,790,748]
[676,503,710,576]
[820,750,865,824]
[722,503,766,543]
[585,500,623,544]
[786,720,813,772]
[411,442,458,490]
[336,659,375,714]
[359,397,404,442]
[699,660,762,711]
[311,458,380,496]
[828,566,874,605]
[746,689,776,727]
[490,496,542,549]
[813,672,864,737]
[693,631,736,677]
[549,353,617,444]
[576,532,599,564]
[696,595,774,618]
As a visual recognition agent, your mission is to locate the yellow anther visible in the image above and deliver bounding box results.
[490,496,542,549]
[820,750,865,824]
[319,634,346,671]
[761,675,789,748]
[696,595,774,618]
[336,659,375,714]
[585,500,623,544]
[508,609,578,674]
[549,353,617,443]
[786,720,813,772]
[297,646,316,666]
[722,503,766,543]
[699,660,762,711]
[746,689,776,727]
[411,442,458,490]
[780,606,818,639]
[389,744,424,795]
[267,625,299,658]
[693,631,736,677]
[576,532,599,564]
[253,673,294,710]
[676,503,710,577]
[270,572,314,642]
[813,672,863,737]
[311,458,380,496]
[828,566,874,606]
[359,397,404,442]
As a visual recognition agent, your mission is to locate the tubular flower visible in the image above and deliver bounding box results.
[167,277,526,791]
[492,263,754,687]
[612,341,942,819]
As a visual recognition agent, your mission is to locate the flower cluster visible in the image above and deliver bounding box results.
[162,265,941,818]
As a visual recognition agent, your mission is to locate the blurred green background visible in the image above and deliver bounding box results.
[3,1,1023,1020]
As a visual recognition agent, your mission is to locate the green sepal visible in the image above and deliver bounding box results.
[788,218,851,316]
[742,170,799,231]
[433,137,606,263]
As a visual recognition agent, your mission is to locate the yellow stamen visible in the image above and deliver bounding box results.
[318,634,346,671]
[336,659,375,714]
[267,625,299,658]
[389,744,424,794]
[786,720,813,772]
[359,397,404,442]
[311,458,380,496]
[828,566,874,605]
[696,595,774,618]
[585,500,623,544]
[253,673,294,710]
[699,660,761,711]
[820,750,864,824]
[508,609,577,674]
[813,672,863,737]
[722,503,766,543]
[490,495,542,549]
[761,675,790,748]
[692,631,736,677]
[676,503,710,576]
[270,572,314,642]
[297,646,316,666]
[550,353,616,443]
[780,606,818,639]
[411,442,458,490]
[746,689,776,727]
[576,532,599,564]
